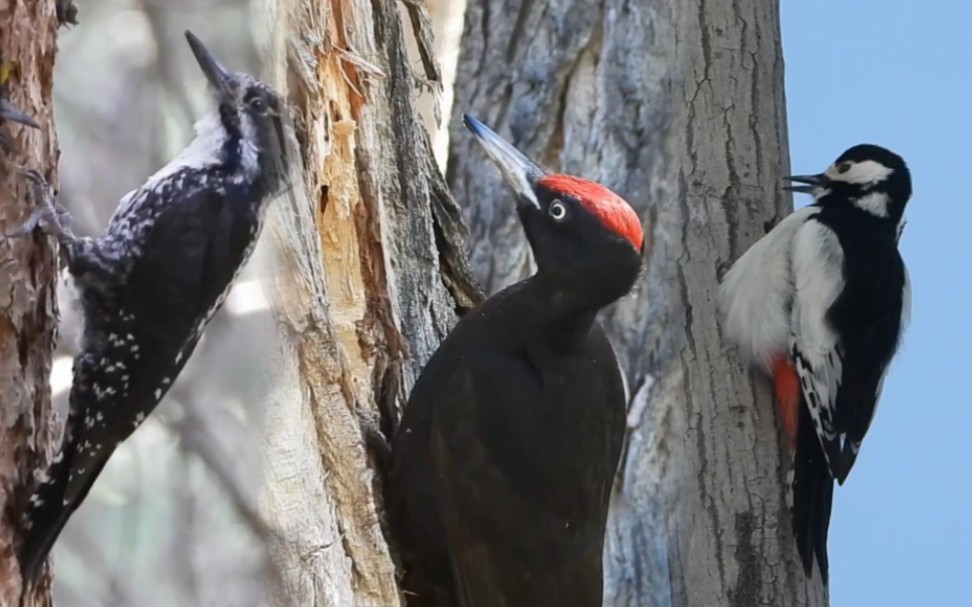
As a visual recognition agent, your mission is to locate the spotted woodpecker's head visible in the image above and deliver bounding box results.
[464,114,644,305]
[784,144,911,223]
[184,31,289,194]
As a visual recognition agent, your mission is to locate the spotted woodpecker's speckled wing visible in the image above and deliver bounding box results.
[18,175,259,582]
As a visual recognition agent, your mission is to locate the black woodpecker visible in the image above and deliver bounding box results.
[14,30,289,584]
[387,114,644,607]
[719,144,912,583]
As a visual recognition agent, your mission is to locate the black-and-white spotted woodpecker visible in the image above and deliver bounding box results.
[14,30,289,583]
[719,144,912,583]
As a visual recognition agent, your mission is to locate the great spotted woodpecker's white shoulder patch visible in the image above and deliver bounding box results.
[789,218,846,465]
[719,206,820,374]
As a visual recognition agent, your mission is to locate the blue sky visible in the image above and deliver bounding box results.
[781,2,970,604]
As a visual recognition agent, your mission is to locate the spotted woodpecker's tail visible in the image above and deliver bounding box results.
[789,399,834,585]
[18,425,111,584]
[18,440,76,584]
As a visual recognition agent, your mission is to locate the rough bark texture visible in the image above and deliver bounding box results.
[258,1,481,605]
[448,1,828,606]
[406,0,468,167]
[0,2,60,605]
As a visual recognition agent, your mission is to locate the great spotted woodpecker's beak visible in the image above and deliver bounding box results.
[783,173,829,195]
[185,30,235,99]
[0,99,38,129]
[464,113,546,210]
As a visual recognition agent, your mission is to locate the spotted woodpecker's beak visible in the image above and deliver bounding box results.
[783,173,829,195]
[185,30,235,98]
[0,99,38,129]
[464,113,546,210]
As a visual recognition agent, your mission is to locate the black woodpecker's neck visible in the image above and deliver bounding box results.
[518,273,605,345]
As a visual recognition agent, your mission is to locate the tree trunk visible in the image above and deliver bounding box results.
[447,1,828,606]
[257,1,480,605]
[0,3,61,605]
[406,0,468,168]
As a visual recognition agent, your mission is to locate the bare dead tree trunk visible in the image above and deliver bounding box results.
[406,0,468,167]
[0,3,60,606]
[447,1,828,606]
[257,1,481,605]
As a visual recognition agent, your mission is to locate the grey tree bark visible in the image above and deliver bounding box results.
[0,3,60,606]
[257,1,481,605]
[447,1,829,606]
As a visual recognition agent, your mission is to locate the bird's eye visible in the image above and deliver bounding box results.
[249,96,267,112]
[549,200,567,221]
[837,162,852,174]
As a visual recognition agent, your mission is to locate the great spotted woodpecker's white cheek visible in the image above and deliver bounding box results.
[830,159,893,186]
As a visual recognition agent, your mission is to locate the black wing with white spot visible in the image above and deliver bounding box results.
[791,212,909,484]
[789,219,845,473]
[71,173,262,491]
[787,212,908,582]
[18,172,264,582]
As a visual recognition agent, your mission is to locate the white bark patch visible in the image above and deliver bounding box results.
[626,374,655,430]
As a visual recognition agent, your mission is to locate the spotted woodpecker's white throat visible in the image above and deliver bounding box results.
[719,143,912,584]
[12,30,290,586]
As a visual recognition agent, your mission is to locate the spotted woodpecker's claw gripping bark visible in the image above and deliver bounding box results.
[7,170,73,241]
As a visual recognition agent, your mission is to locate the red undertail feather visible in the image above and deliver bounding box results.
[772,357,800,449]
[537,174,644,251]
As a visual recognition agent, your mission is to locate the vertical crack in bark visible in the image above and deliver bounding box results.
[260,1,481,605]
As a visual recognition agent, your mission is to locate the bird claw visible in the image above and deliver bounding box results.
[7,170,74,241]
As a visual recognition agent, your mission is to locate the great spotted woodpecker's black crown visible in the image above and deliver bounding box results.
[784,144,911,223]
[185,30,288,195]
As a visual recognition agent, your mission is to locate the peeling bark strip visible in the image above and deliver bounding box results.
[0,2,60,606]
[258,1,480,605]
[449,0,828,606]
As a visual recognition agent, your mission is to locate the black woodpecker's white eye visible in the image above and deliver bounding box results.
[837,162,852,174]
[549,199,567,221]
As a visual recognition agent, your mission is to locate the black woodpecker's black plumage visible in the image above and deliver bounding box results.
[387,115,644,607]
[721,144,912,583]
[14,31,289,584]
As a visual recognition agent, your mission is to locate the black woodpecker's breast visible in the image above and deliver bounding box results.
[388,280,627,606]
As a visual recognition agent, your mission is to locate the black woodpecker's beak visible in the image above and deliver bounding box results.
[185,30,235,99]
[0,99,38,129]
[464,113,546,209]
[783,173,829,195]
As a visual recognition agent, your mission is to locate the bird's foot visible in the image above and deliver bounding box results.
[8,170,74,244]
